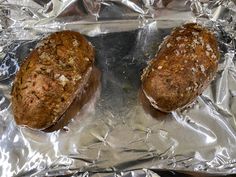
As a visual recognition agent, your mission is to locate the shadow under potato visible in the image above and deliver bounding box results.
[139,88,170,120]
[43,67,101,132]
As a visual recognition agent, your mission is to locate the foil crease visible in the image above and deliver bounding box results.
[0,0,236,176]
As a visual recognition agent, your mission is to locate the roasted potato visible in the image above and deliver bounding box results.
[141,23,220,112]
[12,31,96,130]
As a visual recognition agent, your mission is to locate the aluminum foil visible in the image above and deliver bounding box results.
[0,0,236,176]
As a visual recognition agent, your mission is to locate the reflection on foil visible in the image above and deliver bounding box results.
[0,0,236,176]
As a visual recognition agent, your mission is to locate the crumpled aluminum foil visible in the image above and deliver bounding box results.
[0,0,236,176]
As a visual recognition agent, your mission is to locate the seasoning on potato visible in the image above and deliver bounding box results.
[11,31,99,130]
[141,23,220,112]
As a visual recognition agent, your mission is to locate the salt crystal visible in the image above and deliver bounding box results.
[199,37,204,46]
[176,37,181,41]
[167,43,171,48]
[59,75,69,86]
[206,44,213,52]
[191,68,196,72]
[191,44,195,48]
[186,87,192,91]
[200,64,205,73]
[75,75,82,81]
[193,39,200,45]
[192,32,199,36]
[54,73,60,79]
[85,57,90,61]
[46,69,51,73]
[158,66,163,70]
[212,54,217,59]
[73,39,79,47]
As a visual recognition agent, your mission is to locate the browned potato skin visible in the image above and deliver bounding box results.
[11,31,95,130]
[141,23,220,112]
[44,67,101,132]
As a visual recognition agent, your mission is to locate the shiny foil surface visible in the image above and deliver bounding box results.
[0,0,236,176]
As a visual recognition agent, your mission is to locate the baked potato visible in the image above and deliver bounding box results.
[11,31,97,130]
[141,23,220,112]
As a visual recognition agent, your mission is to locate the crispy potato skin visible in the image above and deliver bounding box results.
[141,23,220,112]
[11,31,95,130]
[43,67,101,132]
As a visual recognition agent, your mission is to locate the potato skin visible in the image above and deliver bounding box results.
[43,67,101,132]
[141,23,220,112]
[11,31,95,130]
